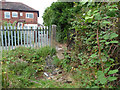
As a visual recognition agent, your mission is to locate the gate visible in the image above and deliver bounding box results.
[0,25,56,51]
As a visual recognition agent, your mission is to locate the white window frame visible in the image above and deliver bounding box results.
[20,12,23,16]
[4,12,10,19]
[26,13,34,19]
[12,12,18,17]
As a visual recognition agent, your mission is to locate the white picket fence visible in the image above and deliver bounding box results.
[0,26,52,51]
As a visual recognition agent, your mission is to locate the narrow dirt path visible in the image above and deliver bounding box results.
[55,43,67,60]
[42,43,74,84]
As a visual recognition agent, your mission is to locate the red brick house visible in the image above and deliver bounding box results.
[0,0,39,29]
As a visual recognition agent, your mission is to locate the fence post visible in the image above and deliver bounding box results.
[4,26,7,50]
[0,26,2,51]
[1,26,4,50]
[51,25,56,48]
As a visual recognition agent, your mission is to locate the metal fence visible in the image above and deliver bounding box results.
[0,25,56,51]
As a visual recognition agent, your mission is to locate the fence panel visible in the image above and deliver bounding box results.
[20,28,22,46]
[7,26,10,50]
[24,27,26,47]
[32,29,34,48]
[4,26,7,50]
[17,27,19,46]
[0,25,56,51]
[38,27,40,47]
[14,26,16,49]
[10,26,13,49]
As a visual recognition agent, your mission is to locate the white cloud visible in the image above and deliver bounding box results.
[2,0,57,24]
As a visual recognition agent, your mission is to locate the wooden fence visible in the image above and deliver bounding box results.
[0,25,56,51]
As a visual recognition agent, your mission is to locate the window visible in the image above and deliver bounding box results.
[4,12,10,19]
[20,13,23,16]
[26,13,34,18]
[12,12,18,17]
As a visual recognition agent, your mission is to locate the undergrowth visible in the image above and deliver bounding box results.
[2,46,56,88]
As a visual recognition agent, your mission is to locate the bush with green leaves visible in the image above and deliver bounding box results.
[58,2,119,88]
[42,2,74,43]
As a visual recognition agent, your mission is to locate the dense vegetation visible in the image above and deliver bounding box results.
[43,1,120,88]
[42,2,74,43]
[2,47,57,88]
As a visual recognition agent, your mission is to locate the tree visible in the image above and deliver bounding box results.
[42,2,74,43]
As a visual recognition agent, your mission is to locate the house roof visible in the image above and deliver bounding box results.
[0,1,39,16]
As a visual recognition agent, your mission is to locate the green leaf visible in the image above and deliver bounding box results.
[101,56,107,62]
[91,86,99,88]
[90,54,97,58]
[109,58,114,62]
[81,0,88,5]
[104,67,110,74]
[97,71,107,84]
[93,10,99,14]
[94,13,102,20]
[87,10,91,16]
[110,41,118,43]
[105,42,110,45]
[107,5,117,8]
[103,16,110,19]
[90,59,97,63]
[106,61,111,67]
[110,33,118,39]
[108,69,118,75]
[85,16,93,23]
[103,34,110,40]
[111,5,117,7]
[109,9,118,11]
[102,20,111,25]
[92,21,98,24]
[100,40,106,42]
[85,16,93,20]
[107,76,117,81]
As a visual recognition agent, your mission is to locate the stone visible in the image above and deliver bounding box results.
[51,76,57,80]
[58,71,62,74]
[57,77,63,82]
[57,48,63,51]
[52,71,57,75]
[48,77,52,80]
[64,80,72,83]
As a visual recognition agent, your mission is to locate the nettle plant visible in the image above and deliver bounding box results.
[69,2,119,87]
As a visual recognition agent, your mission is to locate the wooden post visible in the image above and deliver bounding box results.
[51,25,56,48]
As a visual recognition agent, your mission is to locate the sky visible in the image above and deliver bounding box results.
[2,0,57,24]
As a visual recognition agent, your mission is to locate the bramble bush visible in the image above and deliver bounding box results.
[58,2,119,88]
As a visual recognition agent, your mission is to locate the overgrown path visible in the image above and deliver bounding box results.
[42,43,74,84]
[2,46,76,88]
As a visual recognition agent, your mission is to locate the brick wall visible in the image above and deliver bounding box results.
[0,10,38,24]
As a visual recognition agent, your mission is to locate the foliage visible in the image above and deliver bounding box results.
[56,2,119,88]
[42,2,74,43]
[2,46,56,88]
